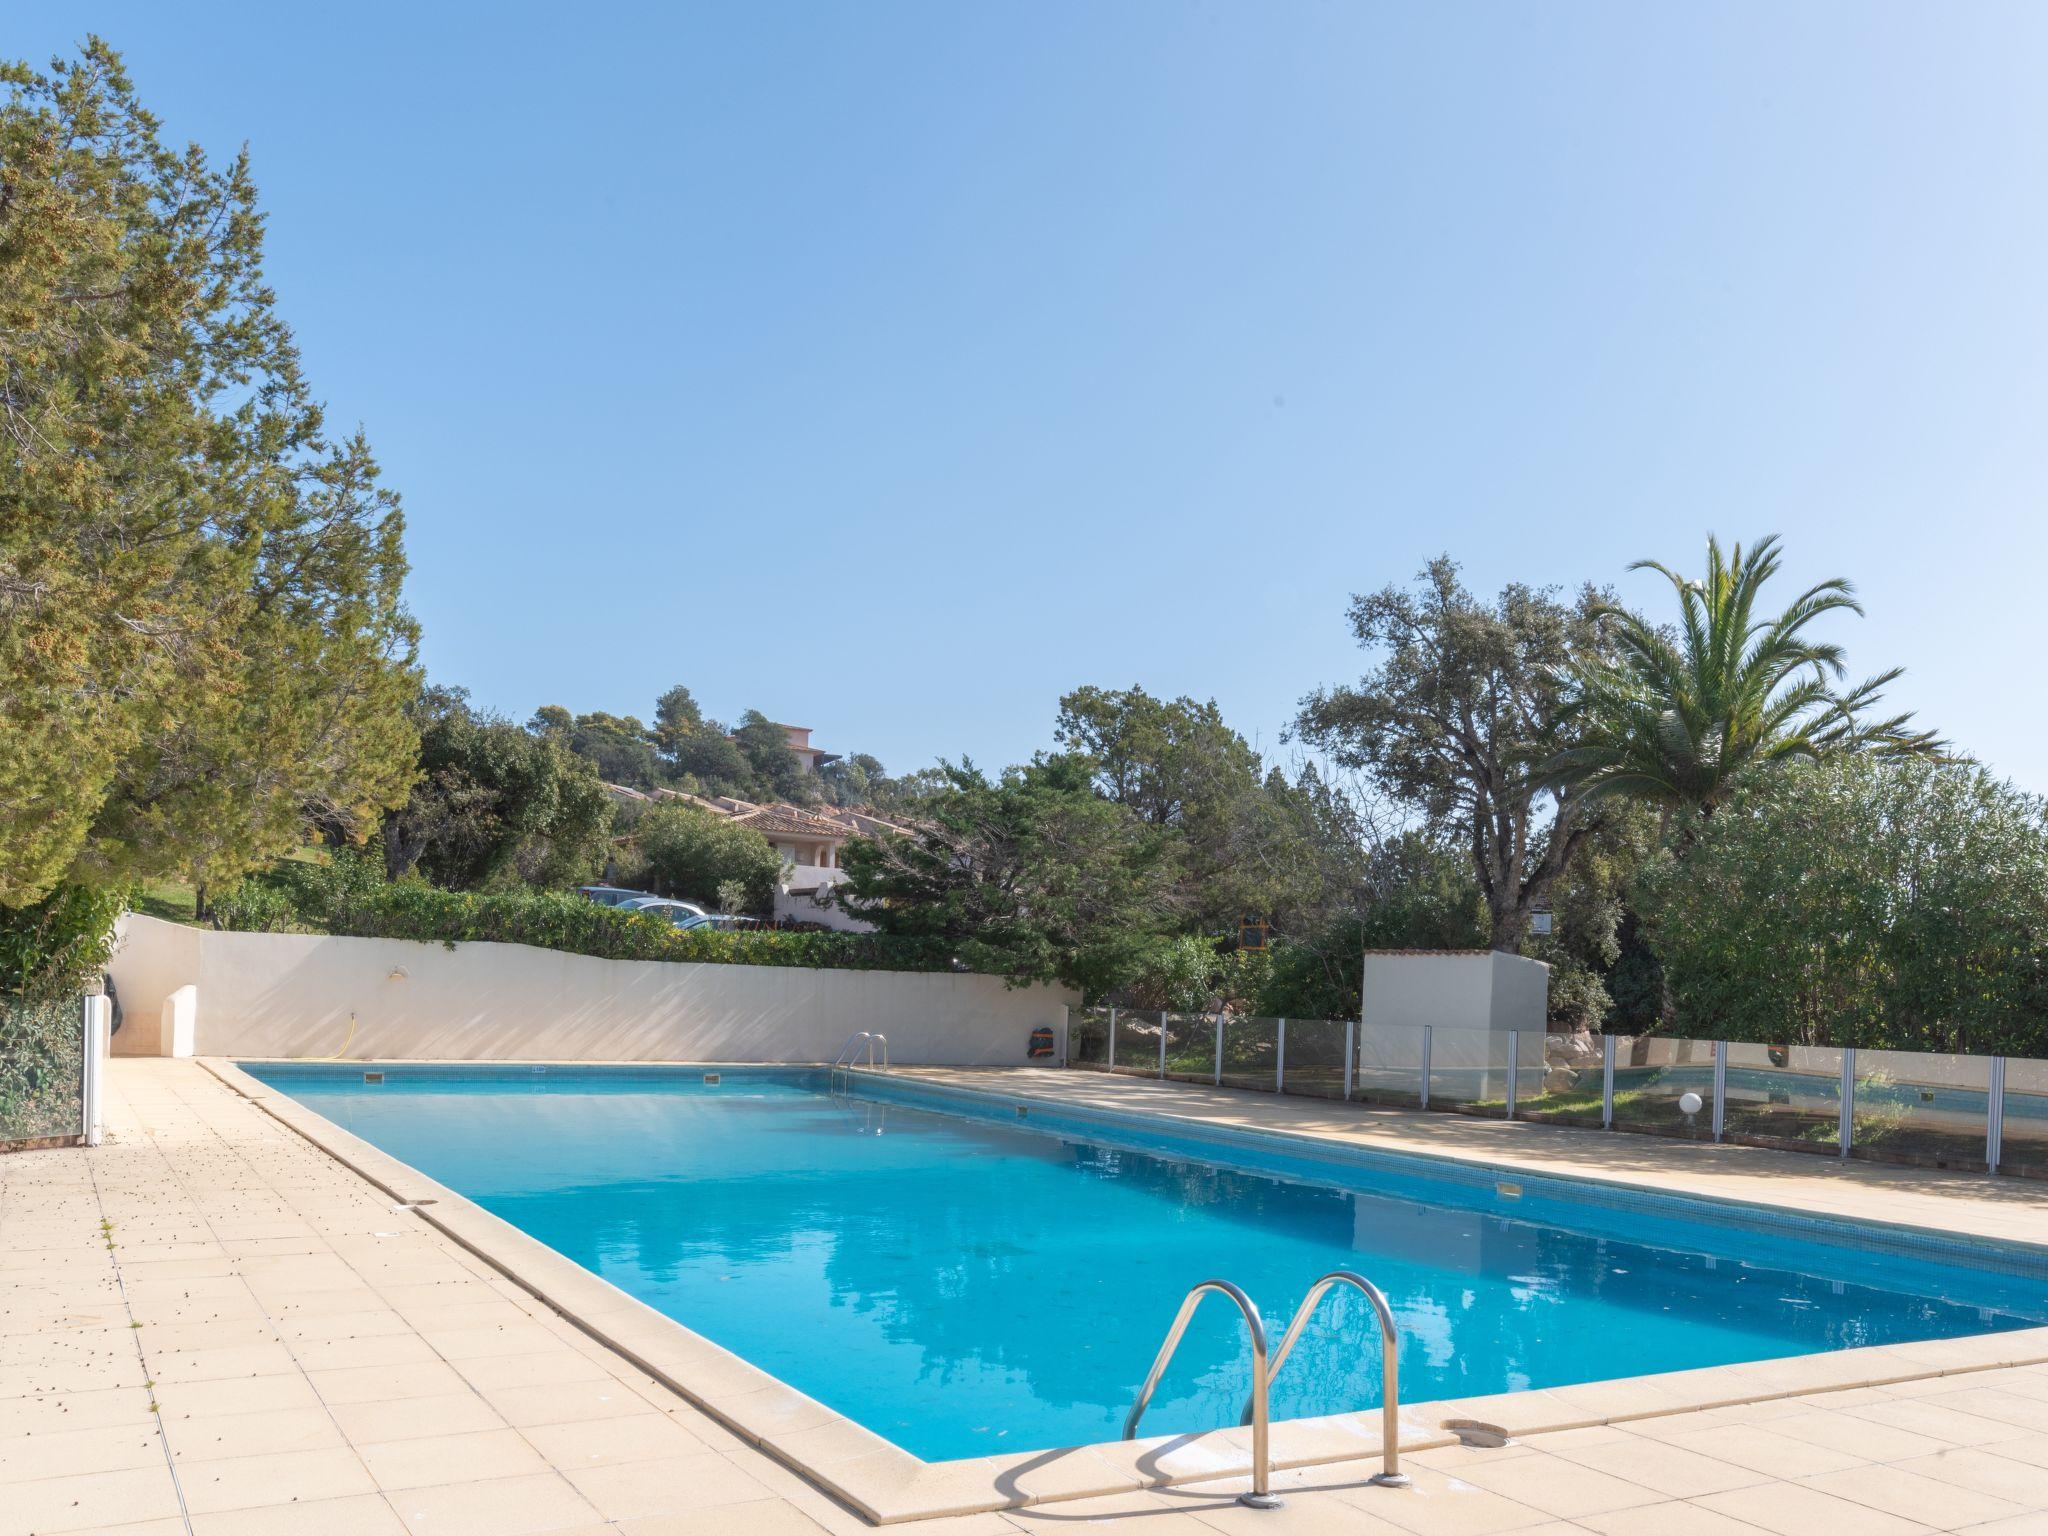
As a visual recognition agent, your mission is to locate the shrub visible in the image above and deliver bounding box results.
[1637,757,2048,1053]
[216,853,982,975]
[635,805,781,913]
[0,885,125,1000]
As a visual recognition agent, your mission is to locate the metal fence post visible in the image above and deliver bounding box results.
[1158,1011,1168,1079]
[1838,1048,1856,1158]
[1505,1030,1518,1119]
[1712,1040,1727,1142]
[1060,1006,1071,1068]
[1989,1057,2007,1175]
[1419,1025,1432,1110]
[1213,1012,1224,1085]
[1276,1019,1287,1093]
[1344,1021,1355,1101]
[1601,1034,1615,1129]
[1108,1008,1118,1074]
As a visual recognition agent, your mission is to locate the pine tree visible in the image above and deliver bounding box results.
[0,40,419,909]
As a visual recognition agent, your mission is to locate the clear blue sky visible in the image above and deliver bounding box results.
[25,4,2048,786]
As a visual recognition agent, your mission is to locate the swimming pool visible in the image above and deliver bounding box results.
[244,1062,2048,1463]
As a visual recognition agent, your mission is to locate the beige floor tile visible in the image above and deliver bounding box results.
[0,1420,165,1481]
[614,1501,833,1535]
[386,1470,604,1535]
[153,1370,323,1419]
[1842,1396,2039,1446]
[323,1388,505,1443]
[186,1491,409,1535]
[449,1348,613,1392]
[1449,1454,1664,1519]
[1769,1409,1949,1461]
[1547,1437,1764,1498]
[481,1377,648,1427]
[1577,1504,1769,1535]
[1953,1515,2048,1536]
[560,1450,774,1519]
[1335,1469,1554,1534]
[1798,1462,2026,1529]
[358,1427,550,1490]
[1893,1446,2048,1504]
[521,1410,711,1467]
[307,1359,470,1405]
[1939,1390,2048,1434]
[1695,1481,1931,1535]
[1658,1422,1866,1479]
[165,1404,344,1462]
[0,1461,185,1534]
[176,1443,378,1514]
[0,1385,157,1437]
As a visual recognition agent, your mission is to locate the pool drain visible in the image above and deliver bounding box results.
[1444,1420,1511,1449]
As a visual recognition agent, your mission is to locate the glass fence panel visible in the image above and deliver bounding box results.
[1515,1032,1606,1128]
[2001,1057,2048,1177]
[1848,1050,1989,1170]
[1427,1027,1515,1117]
[1353,1023,1425,1107]
[1163,1013,1218,1083]
[1281,1019,1350,1100]
[1110,1010,1166,1075]
[1720,1043,1844,1153]
[1607,1037,1717,1140]
[1066,1009,1110,1069]
[1219,1016,1281,1091]
[0,994,85,1144]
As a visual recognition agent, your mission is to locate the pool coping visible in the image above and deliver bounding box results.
[202,1057,2048,1525]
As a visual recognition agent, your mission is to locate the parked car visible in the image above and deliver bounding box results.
[576,885,658,907]
[617,896,710,926]
[675,913,763,932]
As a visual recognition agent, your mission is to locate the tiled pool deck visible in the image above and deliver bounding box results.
[6,1060,2048,1534]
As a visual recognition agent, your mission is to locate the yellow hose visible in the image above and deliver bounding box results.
[290,1010,359,1063]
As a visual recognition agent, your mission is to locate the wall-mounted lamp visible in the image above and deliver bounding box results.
[387,966,409,982]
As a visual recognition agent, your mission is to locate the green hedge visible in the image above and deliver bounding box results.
[215,865,984,975]
[1,992,84,1143]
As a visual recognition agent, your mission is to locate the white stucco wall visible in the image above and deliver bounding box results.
[108,914,1073,1065]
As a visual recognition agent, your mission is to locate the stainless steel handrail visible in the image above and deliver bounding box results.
[1245,1270,1408,1487]
[828,1031,891,1093]
[1124,1279,1281,1509]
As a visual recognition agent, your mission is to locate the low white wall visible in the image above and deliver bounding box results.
[110,918,203,1057]
[109,914,1073,1065]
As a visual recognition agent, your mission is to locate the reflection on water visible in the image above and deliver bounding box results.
[254,1068,2048,1461]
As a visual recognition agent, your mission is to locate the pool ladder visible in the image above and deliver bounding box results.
[1122,1270,1408,1510]
[828,1030,889,1092]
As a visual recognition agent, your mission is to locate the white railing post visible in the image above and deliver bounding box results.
[1158,1011,1168,1079]
[1213,1012,1224,1084]
[1505,1030,1518,1120]
[1108,1008,1118,1074]
[1275,1019,1287,1093]
[1601,1034,1616,1128]
[81,994,110,1147]
[1989,1057,2007,1175]
[1419,1025,1432,1110]
[1712,1040,1727,1142]
[1838,1048,1856,1158]
[1343,1021,1355,1101]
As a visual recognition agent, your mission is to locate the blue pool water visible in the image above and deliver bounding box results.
[244,1063,2048,1461]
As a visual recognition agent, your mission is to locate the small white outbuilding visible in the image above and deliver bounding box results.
[1360,949,1550,1033]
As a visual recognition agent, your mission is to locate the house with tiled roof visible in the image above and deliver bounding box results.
[601,782,906,933]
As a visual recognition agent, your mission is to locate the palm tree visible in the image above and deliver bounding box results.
[1547,535,1942,815]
